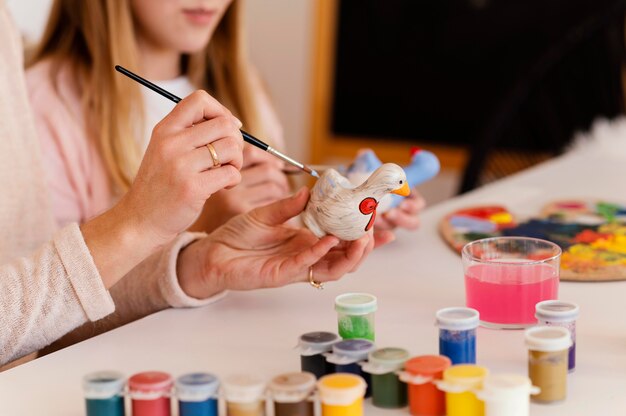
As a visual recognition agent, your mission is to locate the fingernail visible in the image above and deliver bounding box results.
[234,117,243,128]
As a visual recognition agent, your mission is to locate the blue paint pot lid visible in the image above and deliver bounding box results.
[436,307,480,331]
[269,372,316,403]
[83,371,126,399]
[524,326,572,352]
[175,373,219,402]
[298,331,340,356]
[535,300,580,323]
[326,339,375,364]
[335,293,377,315]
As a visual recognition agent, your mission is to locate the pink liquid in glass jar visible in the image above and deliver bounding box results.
[465,263,558,327]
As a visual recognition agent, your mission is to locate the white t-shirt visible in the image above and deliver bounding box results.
[138,76,195,152]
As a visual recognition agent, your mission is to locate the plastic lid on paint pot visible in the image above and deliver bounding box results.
[325,339,375,365]
[362,347,410,375]
[83,371,126,400]
[269,372,316,403]
[437,365,489,393]
[317,373,367,406]
[297,331,340,356]
[128,371,173,391]
[535,300,580,323]
[477,374,540,402]
[436,307,480,331]
[335,293,378,315]
[222,374,266,404]
[175,373,219,402]
[399,355,451,385]
[524,326,572,352]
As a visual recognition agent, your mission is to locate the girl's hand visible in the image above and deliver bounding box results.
[373,191,426,247]
[192,145,290,232]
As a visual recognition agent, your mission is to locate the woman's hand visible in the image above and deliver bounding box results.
[191,145,290,232]
[119,90,244,244]
[373,191,426,247]
[177,188,374,299]
[82,90,244,288]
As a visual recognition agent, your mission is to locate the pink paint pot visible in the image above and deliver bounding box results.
[128,371,173,416]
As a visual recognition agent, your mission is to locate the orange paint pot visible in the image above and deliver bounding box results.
[399,355,451,416]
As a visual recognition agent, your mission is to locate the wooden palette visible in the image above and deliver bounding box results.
[439,200,626,281]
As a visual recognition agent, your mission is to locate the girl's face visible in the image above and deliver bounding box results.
[131,0,234,54]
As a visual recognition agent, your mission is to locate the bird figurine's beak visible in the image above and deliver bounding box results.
[392,182,411,196]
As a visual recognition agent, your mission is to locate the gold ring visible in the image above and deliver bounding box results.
[308,266,324,290]
[206,143,220,168]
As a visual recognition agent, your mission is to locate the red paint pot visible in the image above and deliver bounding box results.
[129,371,173,416]
[399,355,451,416]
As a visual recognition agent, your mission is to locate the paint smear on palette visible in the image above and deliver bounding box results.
[440,200,626,281]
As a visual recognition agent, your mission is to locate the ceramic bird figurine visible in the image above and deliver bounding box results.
[346,148,440,213]
[303,163,410,241]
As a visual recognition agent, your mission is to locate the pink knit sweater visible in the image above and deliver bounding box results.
[0,4,220,366]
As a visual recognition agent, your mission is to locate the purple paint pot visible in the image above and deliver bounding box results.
[535,300,580,372]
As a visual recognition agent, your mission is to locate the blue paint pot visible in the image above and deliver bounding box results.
[436,307,479,365]
[175,373,219,416]
[83,371,126,416]
[325,339,375,398]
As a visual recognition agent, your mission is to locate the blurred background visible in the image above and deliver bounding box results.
[9,0,626,204]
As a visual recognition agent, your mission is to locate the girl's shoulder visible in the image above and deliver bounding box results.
[25,59,81,114]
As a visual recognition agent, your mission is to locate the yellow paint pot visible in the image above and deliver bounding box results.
[317,373,366,416]
[436,364,488,416]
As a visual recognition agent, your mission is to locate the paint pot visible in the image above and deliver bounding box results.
[317,373,367,416]
[399,355,451,416]
[335,293,377,341]
[298,331,340,379]
[476,374,540,416]
[175,373,219,416]
[325,339,375,398]
[83,371,126,416]
[222,374,266,416]
[524,326,571,403]
[128,371,173,416]
[436,365,488,416]
[269,372,316,416]
[436,307,479,364]
[535,300,580,372]
[361,347,409,409]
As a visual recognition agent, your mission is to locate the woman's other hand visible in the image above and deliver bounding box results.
[177,188,374,299]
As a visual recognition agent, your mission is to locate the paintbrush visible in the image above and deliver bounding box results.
[115,65,319,178]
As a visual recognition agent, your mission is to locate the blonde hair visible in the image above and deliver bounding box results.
[30,0,264,192]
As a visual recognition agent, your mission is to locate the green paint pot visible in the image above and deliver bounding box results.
[335,293,377,341]
[362,348,410,409]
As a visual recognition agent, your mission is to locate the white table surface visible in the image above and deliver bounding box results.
[1,149,626,416]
